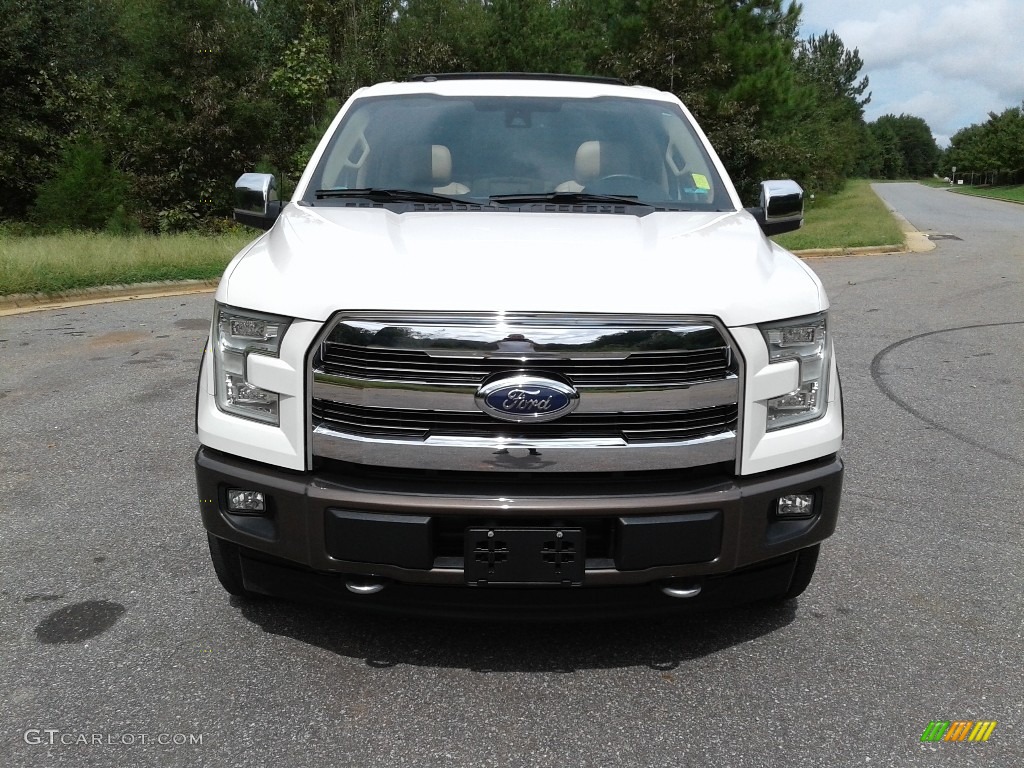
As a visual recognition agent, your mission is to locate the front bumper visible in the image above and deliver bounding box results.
[196,447,842,598]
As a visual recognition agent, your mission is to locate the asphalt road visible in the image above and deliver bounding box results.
[1,182,1021,767]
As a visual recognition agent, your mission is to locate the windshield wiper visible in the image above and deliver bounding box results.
[489,191,651,207]
[314,187,486,206]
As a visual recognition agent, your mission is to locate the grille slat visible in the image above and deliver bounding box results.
[325,342,728,363]
[320,341,731,385]
[312,401,737,443]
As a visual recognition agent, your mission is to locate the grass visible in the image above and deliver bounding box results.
[772,179,905,251]
[0,231,254,296]
[949,184,1024,203]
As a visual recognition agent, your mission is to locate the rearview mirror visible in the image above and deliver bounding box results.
[747,179,804,236]
[234,173,283,230]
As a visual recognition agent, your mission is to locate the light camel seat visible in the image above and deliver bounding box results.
[430,145,470,195]
[555,141,632,192]
[380,144,469,194]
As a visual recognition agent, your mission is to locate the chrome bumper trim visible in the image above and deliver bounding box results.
[312,374,739,413]
[311,427,736,472]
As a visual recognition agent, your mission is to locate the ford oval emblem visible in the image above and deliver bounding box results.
[475,376,579,423]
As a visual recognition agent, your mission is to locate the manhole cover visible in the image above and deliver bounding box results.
[926,233,962,241]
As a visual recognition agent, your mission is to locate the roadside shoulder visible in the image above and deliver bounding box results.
[0,279,219,316]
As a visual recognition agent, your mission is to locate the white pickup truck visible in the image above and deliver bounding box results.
[195,73,843,616]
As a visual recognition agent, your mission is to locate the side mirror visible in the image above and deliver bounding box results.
[234,173,283,230]
[747,179,804,236]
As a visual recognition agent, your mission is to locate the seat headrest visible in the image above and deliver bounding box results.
[574,140,632,183]
[388,144,454,188]
[575,141,602,183]
[431,145,453,185]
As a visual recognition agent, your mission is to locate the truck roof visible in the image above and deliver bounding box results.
[351,74,667,101]
[408,72,627,86]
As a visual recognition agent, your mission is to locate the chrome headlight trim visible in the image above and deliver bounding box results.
[759,312,830,431]
[213,303,293,425]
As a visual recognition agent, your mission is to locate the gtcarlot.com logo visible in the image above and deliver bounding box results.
[920,720,997,742]
[24,729,203,746]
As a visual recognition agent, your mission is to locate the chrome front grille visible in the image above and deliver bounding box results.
[310,312,742,473]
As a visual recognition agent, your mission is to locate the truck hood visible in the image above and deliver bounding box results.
[219,203,826,327]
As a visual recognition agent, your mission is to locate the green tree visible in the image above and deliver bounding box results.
[869,114,938,178]
[795,31,870,113]
[0,0,888,229]
[270,22,336,131]
[599,0,790,201]
[990,105,1024,173]
[946,105,1024,183]
[0,0,119,219]
[946,123,988,174]
[787,31,871,193]
[31,138,127,231]
[108,0,281,230]
[867,118,905,178]
[477,0,607,74]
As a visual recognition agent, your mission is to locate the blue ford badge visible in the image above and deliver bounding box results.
[475,376,579,423]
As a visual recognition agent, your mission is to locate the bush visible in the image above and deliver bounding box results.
[105,205,142,236]
[31,137,129,231]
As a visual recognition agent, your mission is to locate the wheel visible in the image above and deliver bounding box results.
[781,544,821,600]
[206,533,254,597]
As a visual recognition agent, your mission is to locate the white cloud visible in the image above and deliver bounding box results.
[797,0,1024,144]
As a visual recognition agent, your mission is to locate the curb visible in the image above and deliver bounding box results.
[796,224,934,258]
[947,188,1024,206]
[796,244,906,259]
[890,209,937,254]
[0,279,220,317]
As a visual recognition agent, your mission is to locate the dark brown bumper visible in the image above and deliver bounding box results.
[196,448,842,596]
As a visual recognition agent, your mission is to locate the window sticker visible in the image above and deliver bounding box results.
[683,173,711,197]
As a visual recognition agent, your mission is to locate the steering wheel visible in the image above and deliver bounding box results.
[592,174,664,199]
[598,174,648,185]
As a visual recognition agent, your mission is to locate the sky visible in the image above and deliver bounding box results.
[796,0,1024,146]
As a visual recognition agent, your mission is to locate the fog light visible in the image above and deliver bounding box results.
[777,493,814,518]
[227,489,266,514]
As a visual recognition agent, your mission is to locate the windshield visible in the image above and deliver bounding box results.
[305,94,733,211]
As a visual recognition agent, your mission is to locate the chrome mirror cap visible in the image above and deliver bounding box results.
[751,179,804,237]
[234,173,282,230]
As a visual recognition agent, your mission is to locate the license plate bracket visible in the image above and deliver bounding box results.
[464,527,585,586]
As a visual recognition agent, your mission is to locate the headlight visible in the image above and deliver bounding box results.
[213,304,292,424]
[759,312,829,430]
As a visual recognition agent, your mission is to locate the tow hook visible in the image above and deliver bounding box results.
[345,579,387,595]
[661,582,702,599]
